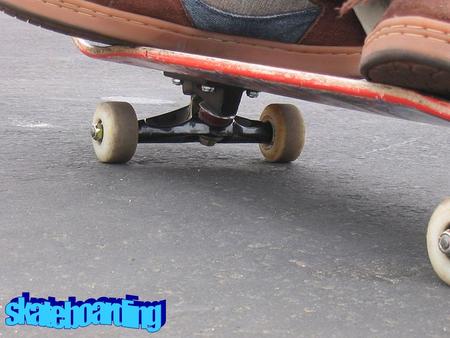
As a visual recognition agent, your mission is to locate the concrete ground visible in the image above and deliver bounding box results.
[0,13,449,338]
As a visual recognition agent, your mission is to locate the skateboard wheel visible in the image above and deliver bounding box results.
[91,102,138,164]
[259,104,305,163]
[427,199,450,285]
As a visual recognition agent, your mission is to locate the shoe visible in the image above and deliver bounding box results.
[360,0,450,97]
[0,0,365,78]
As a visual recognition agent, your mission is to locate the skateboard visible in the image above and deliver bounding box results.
[74,38,450,285]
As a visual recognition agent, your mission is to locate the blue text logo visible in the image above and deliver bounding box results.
[5,293,166,333]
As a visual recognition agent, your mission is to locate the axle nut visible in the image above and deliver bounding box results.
[439,230,450,256]
[91,122,104,142]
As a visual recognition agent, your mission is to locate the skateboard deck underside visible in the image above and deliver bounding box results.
[74,39,450,127]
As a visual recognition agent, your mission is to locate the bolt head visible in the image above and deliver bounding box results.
[201,85,215,93]
[246,90,259,98]
[172,79,183,86]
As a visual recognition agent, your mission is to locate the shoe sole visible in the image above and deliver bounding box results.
[361,16,450,97]
[0,0,362,78]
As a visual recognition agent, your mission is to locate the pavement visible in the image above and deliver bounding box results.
[0,13,449,338]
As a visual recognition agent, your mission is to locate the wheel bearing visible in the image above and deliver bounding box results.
[91,122,104,142]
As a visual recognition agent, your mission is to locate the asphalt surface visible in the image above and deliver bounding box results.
[0,13,449,338]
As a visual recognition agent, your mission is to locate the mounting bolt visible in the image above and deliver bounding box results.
[201,85,215,93]
[439,230,450,256]
[246,90,259,98]
[172,79,183,86]
[90,122,104,142]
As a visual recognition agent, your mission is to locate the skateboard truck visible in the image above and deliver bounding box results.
[136,76,272,146]
[137,104,273,146]
[90,77,273,147]
[89,75,305,164]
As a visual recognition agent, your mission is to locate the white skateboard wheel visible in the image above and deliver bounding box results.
[91,102,138,164]
[427,199,450,285]
[259,104,305,163]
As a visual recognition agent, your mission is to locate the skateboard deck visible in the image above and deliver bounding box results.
[74,38,450,127]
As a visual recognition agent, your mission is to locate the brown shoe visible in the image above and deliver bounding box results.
[0,0,365,77]
[360,0,450,97]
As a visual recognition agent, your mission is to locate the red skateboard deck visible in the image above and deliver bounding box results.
[74,38,450,127]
